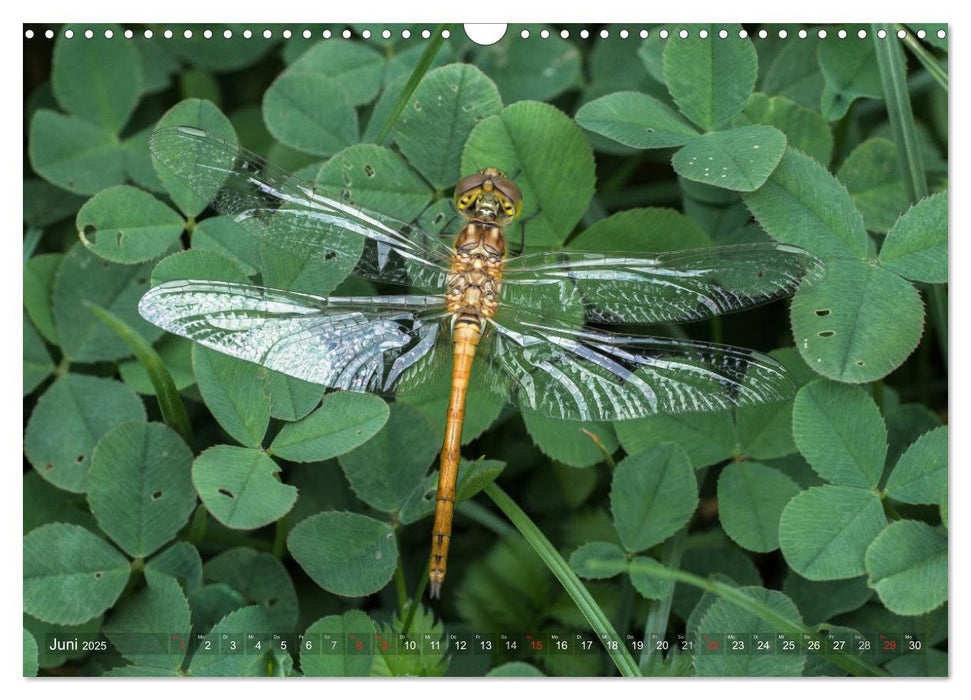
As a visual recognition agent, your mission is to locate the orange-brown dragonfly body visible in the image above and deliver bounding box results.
[430,169,522,597]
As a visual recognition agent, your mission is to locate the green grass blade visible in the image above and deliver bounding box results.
[23,227,43,263]
[897,25,948,92]
[484,482,642,677]
[639,528,687,673]
[84,302,194,447]
[373,24,453,146]
[872,24,928,202]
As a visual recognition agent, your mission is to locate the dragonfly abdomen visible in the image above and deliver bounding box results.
[429,321,481,598]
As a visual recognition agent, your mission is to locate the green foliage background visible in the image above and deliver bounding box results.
[23,23,947,677]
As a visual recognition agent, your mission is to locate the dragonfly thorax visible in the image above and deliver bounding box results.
[446,222,505,321]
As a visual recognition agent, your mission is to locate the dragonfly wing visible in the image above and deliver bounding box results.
[483,306,796,422]
[149,126,453,291]
[139,280,450,394]
[502,242,825,325]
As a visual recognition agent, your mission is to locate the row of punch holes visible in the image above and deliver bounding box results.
[24,25,947,45]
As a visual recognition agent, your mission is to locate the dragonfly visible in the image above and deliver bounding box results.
[139,126,825,598]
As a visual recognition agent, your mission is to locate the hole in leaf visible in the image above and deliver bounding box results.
[324,251,337,260]
[94,571,102,579]
[423,488,435,501]
[75,454,85,464]
[363,164,375,178]
[340,188,351,200]
[151,490,163,500]
[817,330,835,338]
[80,224,98,245]
[413,101,422,111]
[856,360,866,367]
[815,309,831,317]
[218,488,236,499]
[116,230,125,247]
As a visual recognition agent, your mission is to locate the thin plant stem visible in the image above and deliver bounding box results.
[484,483,642,677]
[373,24,452,146]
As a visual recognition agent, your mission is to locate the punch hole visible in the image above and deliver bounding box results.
[917,29,926,39]
[738,29,748,38]
[897,29,906,38]
[361,29,371,39]
[144,29,153,39]
[719,29,728,39]
[382,29,391,39]
[818,29,827,39]
[104,29,113,39]
[938,29,946,39]
[601,29,610,39]
[422,29,431,39]
[25,29,33,39]
[838,29,847,39]
[620,29,629,39]
[521,29,529,39]
[640,29,649,38]
[402,29,411,38]
[323,29,332,39]
[541,29,550,39]
[561,29,570,39]
[758,29,768,39]
[223,29,232,39]
[125,29,133,39]
[441,28,451,39]
[659,29,669,39]
[243,29,253,39]
[465,24,507,46]
[679,29,688,39]
[877,29,887,38]
[184,29,193,39]
[204,29,212,39]
[64,29,74,39]
[85,29,93,39]
[164,29,173,39]
[858,29,867,39]
[264,29,273,39]
[283,29,292,39]
[46,29,54,39]
[580,29,590,39]
[798,29,807,38]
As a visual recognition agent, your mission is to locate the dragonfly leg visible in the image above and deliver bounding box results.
[508,208,542,257]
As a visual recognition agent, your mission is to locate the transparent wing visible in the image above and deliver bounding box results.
[149,126,453,291]
[502,243,826,325]
[138,280,451,394]
[479,304,796,422]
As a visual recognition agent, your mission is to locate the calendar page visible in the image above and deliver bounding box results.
[22,21,948,680]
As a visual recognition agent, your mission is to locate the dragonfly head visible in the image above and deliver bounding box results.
[454,168,523,224]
